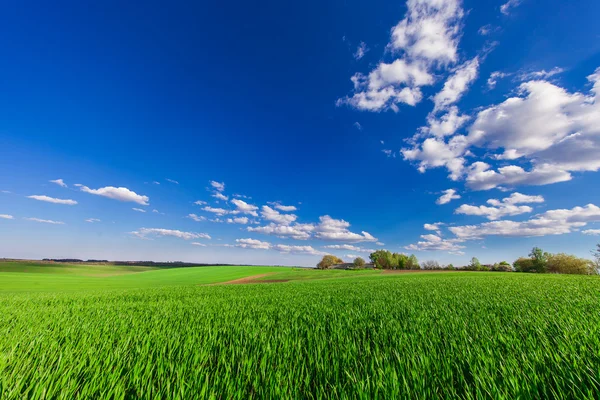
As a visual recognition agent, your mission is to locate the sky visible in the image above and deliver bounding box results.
[1,0,600,267]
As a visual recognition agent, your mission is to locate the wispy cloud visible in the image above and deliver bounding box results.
[49,179,67,188]
[24,217,65,225]
[0,214,14,220]
[27,195,77,205]
[130,228,211,240]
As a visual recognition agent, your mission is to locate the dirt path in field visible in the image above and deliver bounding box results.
[214,273,287,285]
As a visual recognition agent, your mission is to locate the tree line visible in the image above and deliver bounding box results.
[317,243,600,275]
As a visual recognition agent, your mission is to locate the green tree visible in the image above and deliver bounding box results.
[593,243,600,270]
[446,263,455,270]
[529,247,550,273]
[353,257,366,268]
[407,254,420,270]
[316,255,344,269]
[468,257,482,271]
[514,257,536,272]
[492,261,512,272]
[546,253,597,275]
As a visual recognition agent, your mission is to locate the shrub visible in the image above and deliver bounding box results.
[546,253,597,275]
[513,257,536,272]
[492,261,513,272]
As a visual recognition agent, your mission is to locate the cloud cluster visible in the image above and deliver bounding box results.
[338,0,464,112]
[131,228,211,240]
[455,192,544,220]
[235,238,325,256]
[78,185,149,205]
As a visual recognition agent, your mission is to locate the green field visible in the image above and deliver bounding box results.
[1,262,599,398]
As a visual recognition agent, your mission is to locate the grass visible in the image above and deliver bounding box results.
[0,263,599,398]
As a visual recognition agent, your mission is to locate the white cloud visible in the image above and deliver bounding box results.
[202,206,228,216]
[436,189,461,205]
[272,203,297,212]
[153,181,160,185]
[166,179,179,184]
[187,214,206,222]
[261,205,297,225]
[24,217,64,225]
[132,208,146,213]
[390,0,464,65]
[519,67,564,81]
[274,244,326,256]
[191,242,207,247]
[231,199,259,217]
[49,179,67,188]
[354,42,369,60]
[433,57,479,112]
[405,234,465,253]
[131,228,211,240]
[27,195,77,205]
[402,135,470,180]
[0,214,14,220]
[314,215,377,242]
[227,217,249,224]
[424,222,444,232]
[248,223,313,240]
[79,185,149,205]
[212,192,229,201]
[420,106,470,138]
[210,181,225,192]
[500,0,522,15]
[354,122,363,131]
[152,209,160,213]
[236,238,272,250]
[194,200,207,206]
[583,229,600,236]
[456,192,544,220]
[323,244,375,253]
[382,149,394,157]
[487,71,509,89]
[85,218,101,223]
[450,204,600,239]
[478,24,494,36]
[465,162,571,191]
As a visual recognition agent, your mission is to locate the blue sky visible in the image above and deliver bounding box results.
[1,0,600,266]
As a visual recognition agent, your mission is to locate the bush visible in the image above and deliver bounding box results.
[546,253,597,275]
[513,257,536,272]
[492,261,513,272]
[353,257,366,268]
[317,255,344,270]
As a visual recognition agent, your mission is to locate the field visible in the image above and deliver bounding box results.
[1,262,599,398]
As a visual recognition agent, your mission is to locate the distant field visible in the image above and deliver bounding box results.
[1,262,599,398]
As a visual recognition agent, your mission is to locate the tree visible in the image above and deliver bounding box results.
[529,247,550,273]
[446,263,455,271]
[467,257,482,271]
[317,255,344,269]
[353,257,366,268]
[407,254,420,270]
[421,260,440,270]
[546,253,597,275]
[593,244,600,271]
[514,257,536,272]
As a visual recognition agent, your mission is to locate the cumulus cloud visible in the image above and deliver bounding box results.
[27,195,77,205]
[424,222,444,232]
[583,229,600,236]
[314,215,377,242]
[338,0,464,112]
[212,192,229,201]
[78,185,149,205]
[187,214,206,222]
[465,162,571,191]
[227,217,249,224]
[0,214,14,220]
[455,192,544,220]
[24,217,64,225]
[202,206,229,216]
[450,204,600,239]
[405,234,465,253]
[436,189,461,205]
[49,179,67,188]
[261,206,297,225]
[420,106,470,138]
[231,199,259,217]
[236,238,271,250]
[130,228,211,240]
[274,244,326,256]
[323,244,375,253]
[210,181,225,192]
[270,203,297,212]
[248,223,313,240]
[433,57,479,112]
